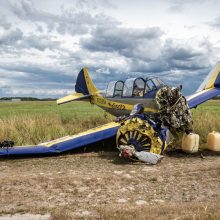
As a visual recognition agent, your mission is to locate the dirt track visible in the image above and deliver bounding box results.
[0,150,220,219]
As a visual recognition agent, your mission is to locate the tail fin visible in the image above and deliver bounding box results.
[57,68,98,105]
[75,67,98,95]
[187,62,220,108]
[197,62,220,92]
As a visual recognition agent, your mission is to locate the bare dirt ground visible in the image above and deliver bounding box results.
[0,149,220,220]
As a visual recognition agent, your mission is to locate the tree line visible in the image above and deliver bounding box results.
[0,97,57,101]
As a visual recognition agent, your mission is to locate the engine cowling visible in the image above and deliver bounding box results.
[116,115,167,155]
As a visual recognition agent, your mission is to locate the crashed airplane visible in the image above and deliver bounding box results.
[0,62,220,163]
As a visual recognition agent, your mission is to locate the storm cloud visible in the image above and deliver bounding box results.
[0,0,220,97]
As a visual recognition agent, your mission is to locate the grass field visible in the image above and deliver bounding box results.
[192,100,220,143]
[0,100,219,146]
[0,101,113,145]
[0,100,220,219]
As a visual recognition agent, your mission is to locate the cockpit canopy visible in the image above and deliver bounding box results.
[106,80,124,97]
[105,77,165,98]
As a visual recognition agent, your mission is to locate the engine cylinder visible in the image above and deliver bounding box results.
[116,116,166,155]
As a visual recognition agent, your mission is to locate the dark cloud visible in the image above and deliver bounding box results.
[163,44,201,61]
[0,85,12,97]
[0,62,75,98]
[161,39,210,72]
[21,35,61,51]
[82,26,163,51]
[0,26,61,52]
[0,16,12,29]
[128,60,170,73]
[0,28,23,45]
[0,0,218,98]
[80,27,214,96]
[10,0,118,36]
[0,62,73,83]
[81,24,210,76]
[81,26,163,62]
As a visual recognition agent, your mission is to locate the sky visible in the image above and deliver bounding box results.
[1,0,220,98]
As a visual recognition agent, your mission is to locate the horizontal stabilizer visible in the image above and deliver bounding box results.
[57,93,91,105]
[0,122,119,156]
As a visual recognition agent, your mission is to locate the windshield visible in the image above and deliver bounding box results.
[123,78,135,97]
[106,81,117,97]
[114,81,124,97]
[133,78,145,97]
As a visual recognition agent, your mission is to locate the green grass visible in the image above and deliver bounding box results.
[0,101,103,119]
[0,101,113,145]
[192,100,220,143]
[0,100,219,146]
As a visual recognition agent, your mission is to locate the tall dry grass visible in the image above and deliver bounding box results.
[0,113,113,145]
[193,112,220,143]
[0,101,219,146]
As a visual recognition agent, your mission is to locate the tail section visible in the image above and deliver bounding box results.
[187,62,220,108]
[57,68,98,105]
[197,62,220,92]
[75,68,98,95]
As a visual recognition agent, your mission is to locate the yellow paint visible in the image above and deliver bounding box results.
[40,122,119,147]
[125,133,129,140]
[119,138,127,144]
[57,67,158,113]
[83,67,98,94]
[91,94,158,113]
[57,93,85,105]
[116,117,167,155]
[137,133,142,141]
[133,131,137,139]
[205,64,220,89]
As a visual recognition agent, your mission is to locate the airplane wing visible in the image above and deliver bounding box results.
[187,62,220,108]
[57,93,91,105]
[0,122,119,156]
[187,88,220,108]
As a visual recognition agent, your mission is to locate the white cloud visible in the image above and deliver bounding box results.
[0,0,219,97]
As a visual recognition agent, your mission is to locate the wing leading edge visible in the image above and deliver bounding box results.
[57,93,91,105]
[0,122,119,156]
[187,88,220,108]
[187,62,220,108]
